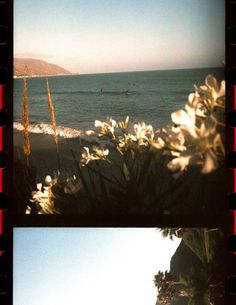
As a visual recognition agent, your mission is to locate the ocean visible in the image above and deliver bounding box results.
[14,67,224,137]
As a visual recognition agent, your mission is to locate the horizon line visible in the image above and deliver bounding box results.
[77,65,224,76]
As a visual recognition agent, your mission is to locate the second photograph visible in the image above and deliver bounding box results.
[13,227,225,305]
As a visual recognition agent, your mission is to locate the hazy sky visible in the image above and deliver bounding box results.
[13,228,181,305]
[14,0,225,73]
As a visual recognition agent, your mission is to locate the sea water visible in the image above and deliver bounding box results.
[14,67,224,137]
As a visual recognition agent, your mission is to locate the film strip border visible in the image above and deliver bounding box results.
[0,1,235,305]
[0,0,13,304]
[227,0,236,301]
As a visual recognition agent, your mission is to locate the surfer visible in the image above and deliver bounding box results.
[123,89,131,95]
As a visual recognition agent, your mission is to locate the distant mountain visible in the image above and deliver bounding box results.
[14,58,72,77]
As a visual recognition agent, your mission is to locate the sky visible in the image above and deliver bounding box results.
[13,228,181,305]
[14,0,225,74]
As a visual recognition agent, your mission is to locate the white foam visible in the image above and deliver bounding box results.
[13,122,95,139]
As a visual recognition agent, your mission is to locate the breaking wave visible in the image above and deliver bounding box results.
[13,122,95,139]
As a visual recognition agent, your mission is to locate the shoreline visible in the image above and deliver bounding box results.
[14,130,83,179]
[14,73,76,79]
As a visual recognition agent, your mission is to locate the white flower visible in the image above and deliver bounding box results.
[193,75,225,120]
[81,147,94,166]
[117,133,134,153]
[45,175,52,185]
[155,126,185,153]
[25,206,31,214]
[118,135,128,149]
[36,183,42,191]
[95,117,117,137]
[31,187,55,214]
[186,92,206,118]
[93,146,109,158]
[118,116,129,129]
[194,75,225,102]
[167,155,192,172]
[80,146,109,166]
[167,115,222,175]
[171,109,195,127]
[131,122,154,145]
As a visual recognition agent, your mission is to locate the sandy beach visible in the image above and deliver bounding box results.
[14,130,83,180]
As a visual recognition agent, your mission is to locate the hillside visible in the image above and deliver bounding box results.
[155,229,224,305]
[14,58,72,77]
[170,240,202,279]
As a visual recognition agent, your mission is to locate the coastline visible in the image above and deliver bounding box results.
[14,73,76,79]
[13,66,223,79]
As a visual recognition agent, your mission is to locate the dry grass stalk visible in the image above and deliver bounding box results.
[46,78,61,171]
[22,77,31,157]
[46,78,58,146]
[203,228,211,263]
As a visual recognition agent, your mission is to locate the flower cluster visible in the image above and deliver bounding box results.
[28,175,57,214]
[81,75,225,176]
[27,174,82,214]
[156,74,225,175]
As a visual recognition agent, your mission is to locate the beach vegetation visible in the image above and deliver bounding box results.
[14,74,225,215]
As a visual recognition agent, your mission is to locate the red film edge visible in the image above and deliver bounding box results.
[234,85,236,235]
[0,85,2,239]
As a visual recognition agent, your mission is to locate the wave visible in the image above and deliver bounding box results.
[52,90,136,95]
[13,122,95,139]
